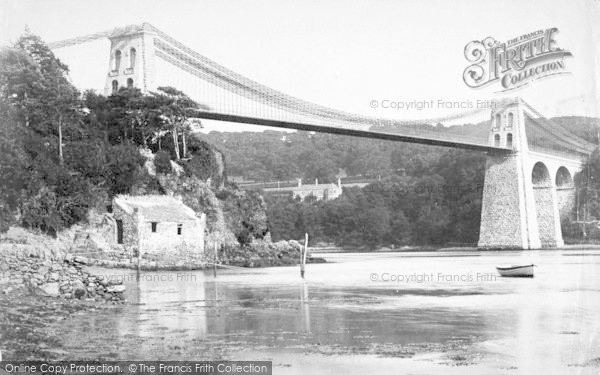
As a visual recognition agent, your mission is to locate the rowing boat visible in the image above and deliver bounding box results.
[495,264,535,277]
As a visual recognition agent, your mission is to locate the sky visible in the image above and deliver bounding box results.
[1,0,599,132]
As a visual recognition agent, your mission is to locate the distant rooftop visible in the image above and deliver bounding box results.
[267,183,340,192]
[113,195,197,222]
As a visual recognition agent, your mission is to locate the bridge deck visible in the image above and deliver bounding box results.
[194,111,512,153]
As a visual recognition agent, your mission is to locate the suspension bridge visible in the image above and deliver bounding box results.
[48,23,597,249]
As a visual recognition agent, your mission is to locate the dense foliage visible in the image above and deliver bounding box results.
[565,148,600,242]
[216,189,269,245]
[204,118,599,184]
[264,149,486,247]
[0,32,219,236]
[154,150,172,174]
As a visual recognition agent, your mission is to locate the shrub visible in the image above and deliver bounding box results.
[184,137,225,187]
[154,150,172,174]
[106,144,145,196]
[20,186,63,236]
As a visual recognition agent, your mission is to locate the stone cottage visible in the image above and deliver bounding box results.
[112,195,206,259]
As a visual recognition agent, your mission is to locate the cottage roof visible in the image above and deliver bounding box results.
[113,195,198,222]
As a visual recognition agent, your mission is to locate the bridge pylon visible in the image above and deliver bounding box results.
[103,24,157,95]
[478,98,564,249]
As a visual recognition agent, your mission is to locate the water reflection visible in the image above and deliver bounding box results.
[64,249,600,371]
[300,282,310,334]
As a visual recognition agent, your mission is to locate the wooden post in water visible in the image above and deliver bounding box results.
[137,247,142,276]
[300,233,308,279]
[213,242,218,278]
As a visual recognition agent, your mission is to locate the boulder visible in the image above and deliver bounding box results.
[72,280,87,299]
[98,277,109,287]
[107,278,122,286]
[107,285,126,293]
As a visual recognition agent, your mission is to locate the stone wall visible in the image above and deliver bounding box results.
[478,154,533,248]
[137,216,206,260]
[0,236,126,302]
[113,205,140,249]
[112,205,205,260]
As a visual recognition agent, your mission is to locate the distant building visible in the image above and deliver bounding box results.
[264,178,343,201]
[112,195,206,258]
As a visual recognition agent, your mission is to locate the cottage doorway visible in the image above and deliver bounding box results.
[116,219,124,244]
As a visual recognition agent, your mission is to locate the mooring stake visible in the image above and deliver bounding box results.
[301,233,308,279]
[213,243,218,278]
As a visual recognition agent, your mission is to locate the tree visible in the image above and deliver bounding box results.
[0,94,28,233]
[12,31,83,165]
[152,86,199,160]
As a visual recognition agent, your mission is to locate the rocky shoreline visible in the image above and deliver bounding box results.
[0,228,127,303]
[0,227,324,305]
[0,247,127,303]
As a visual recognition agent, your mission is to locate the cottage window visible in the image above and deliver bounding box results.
[177,224,182,235]
[151,222,157,232]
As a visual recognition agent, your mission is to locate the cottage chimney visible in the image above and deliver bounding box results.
[298,178,302,187]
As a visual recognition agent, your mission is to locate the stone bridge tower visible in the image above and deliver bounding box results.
[104,24,157,95]
[478,98,582,249]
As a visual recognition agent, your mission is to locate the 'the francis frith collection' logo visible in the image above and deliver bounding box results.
[463,28,572,91]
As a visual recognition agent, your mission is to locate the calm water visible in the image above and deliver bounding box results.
[58,250,600,374]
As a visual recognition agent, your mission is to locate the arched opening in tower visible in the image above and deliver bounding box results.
[129,48,136,69]
[506,133,513,149]
[114,50,122,71]
[507,112,514,129]
[555,166,575,231]
[532,162,560,247]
